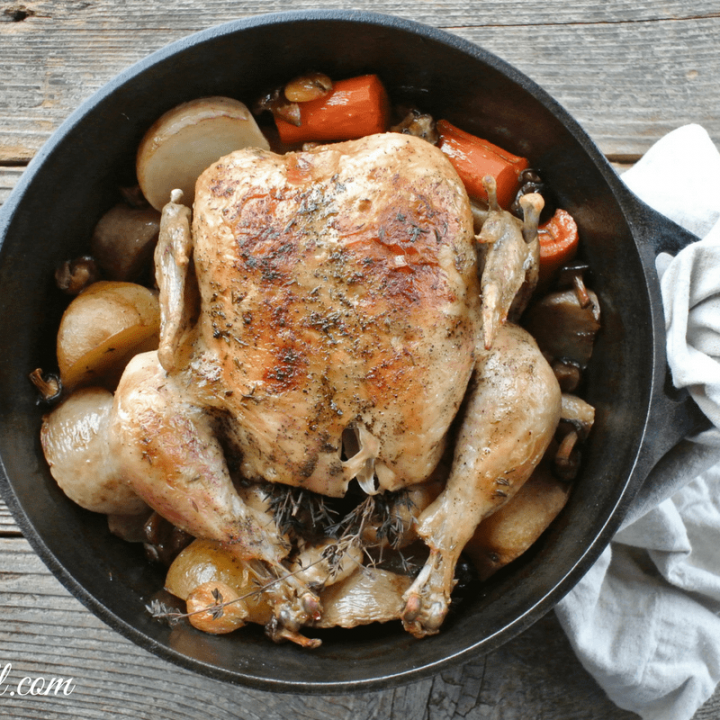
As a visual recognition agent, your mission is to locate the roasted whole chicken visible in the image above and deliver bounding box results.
[103,132,561,643]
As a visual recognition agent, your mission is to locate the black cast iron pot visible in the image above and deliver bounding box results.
[0,10,709,693]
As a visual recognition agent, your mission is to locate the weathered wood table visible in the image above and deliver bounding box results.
[1,2,719,718]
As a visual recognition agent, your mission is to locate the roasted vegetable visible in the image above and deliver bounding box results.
[538,209,580,285]
[463,464,570,580]
[436,119,528,208]
[40,387,147,514]
[91,203,161,281]
[274,74,389,144]
[56,281,160,390]
[137,96,270,210]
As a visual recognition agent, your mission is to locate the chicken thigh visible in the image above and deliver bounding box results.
[402,323,561,637]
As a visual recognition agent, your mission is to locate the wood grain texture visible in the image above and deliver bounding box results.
[0,538,642,720]
[1,167,20,535]
[0,166,21,205]
[0,502,19,535]
[0,1,719,161]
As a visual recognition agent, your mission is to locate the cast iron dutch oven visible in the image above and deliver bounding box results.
[0,10,710,693]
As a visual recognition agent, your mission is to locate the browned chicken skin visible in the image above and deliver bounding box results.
[188,134,480,497]
[109,132,561,643]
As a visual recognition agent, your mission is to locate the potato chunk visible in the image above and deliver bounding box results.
[463,465,570,580]
[91,204,161,281]
[57,281,160,390]
[136,96,270,210]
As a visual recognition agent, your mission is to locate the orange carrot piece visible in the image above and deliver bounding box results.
[538,209,579,285]
[275,74,390,144]
[436,119,528,208]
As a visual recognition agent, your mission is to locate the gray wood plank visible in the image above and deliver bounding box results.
[0,538,641,720]
[454,17,720,159]
[1,1,719,161]
[0,503,19,535]
[0,166,22,206]
[0,501,18,533]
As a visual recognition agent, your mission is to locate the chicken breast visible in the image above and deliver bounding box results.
[188,133,480,496]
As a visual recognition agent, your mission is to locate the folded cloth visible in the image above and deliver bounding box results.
[555,124,720,720]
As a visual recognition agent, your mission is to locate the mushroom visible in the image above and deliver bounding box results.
[391,108,439,144]
[55,256,100,295]
[284,72,333,103]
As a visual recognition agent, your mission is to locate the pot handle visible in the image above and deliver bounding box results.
[641,374,710,472]
[623,191,703,258]
[621,189,712,470]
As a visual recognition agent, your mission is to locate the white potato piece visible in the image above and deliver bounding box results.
[57,281,160,390]
[40,387,147,514]
[137,96,270,211]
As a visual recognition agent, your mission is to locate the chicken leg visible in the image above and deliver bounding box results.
[402,323,561,637]
[109,351,322,646]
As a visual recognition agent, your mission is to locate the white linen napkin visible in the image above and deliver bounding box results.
[555,124,720,720]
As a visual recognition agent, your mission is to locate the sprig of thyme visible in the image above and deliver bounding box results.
[325,494,376,542]
[148,487,421,627]
[209,587,225,620]
[326,490,414,551]
[146,599,184,627]
[266,484,338,536]
[374,491,414,550]
[146,557,327,625]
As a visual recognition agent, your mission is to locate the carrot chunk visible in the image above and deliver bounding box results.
[538,209,579,285]
[436,119,528,208]
[275,74,390,144]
